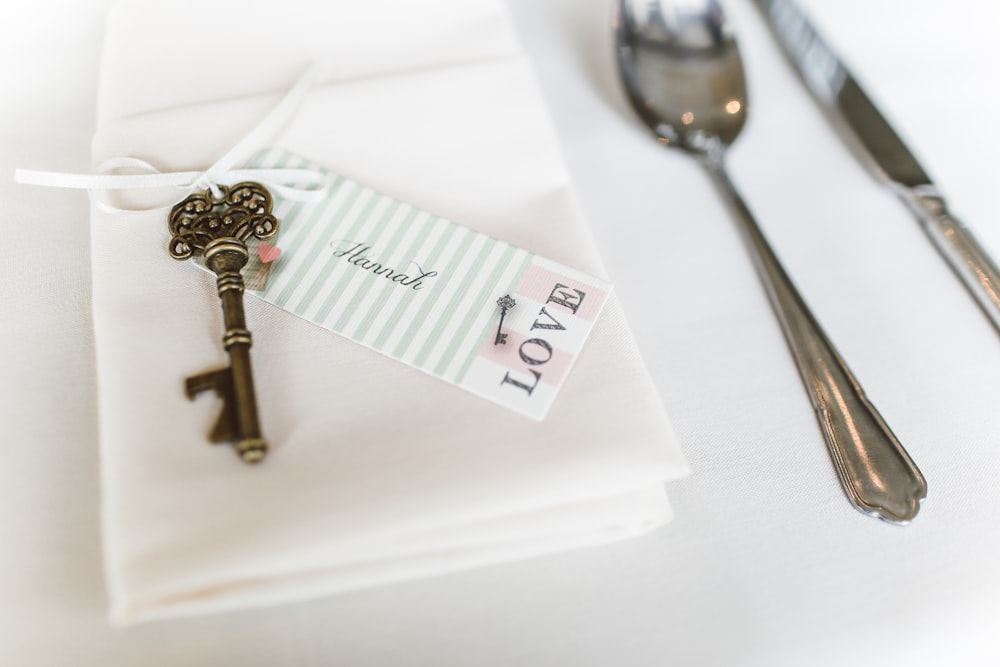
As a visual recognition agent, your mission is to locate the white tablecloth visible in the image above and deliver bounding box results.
[2,0,998,664]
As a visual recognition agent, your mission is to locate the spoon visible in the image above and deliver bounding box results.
[613,0,927,523]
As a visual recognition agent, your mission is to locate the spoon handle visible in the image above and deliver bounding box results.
[703,158,927,524]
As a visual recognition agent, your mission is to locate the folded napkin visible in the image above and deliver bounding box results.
[91,0,688,623]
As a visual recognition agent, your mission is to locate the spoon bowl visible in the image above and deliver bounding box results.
[613,0,926,523]
[616,0,746,151]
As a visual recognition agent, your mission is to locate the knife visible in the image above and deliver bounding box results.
[754,0,1000,331]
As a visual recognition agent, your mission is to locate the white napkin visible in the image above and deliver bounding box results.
[91,0,688,624]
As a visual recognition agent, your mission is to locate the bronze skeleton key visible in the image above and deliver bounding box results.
[168,182,278,464]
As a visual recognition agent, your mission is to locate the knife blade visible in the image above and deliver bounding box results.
[754,0,1000,331]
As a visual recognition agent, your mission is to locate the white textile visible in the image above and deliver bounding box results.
[90,0,687,623]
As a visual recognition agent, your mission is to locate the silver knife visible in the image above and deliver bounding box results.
[755,0,1000,331]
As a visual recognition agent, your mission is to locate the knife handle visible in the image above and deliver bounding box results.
[901,188,1000,331]
[705,159,927,524]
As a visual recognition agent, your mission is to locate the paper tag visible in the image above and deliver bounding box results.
[243,149,610,419]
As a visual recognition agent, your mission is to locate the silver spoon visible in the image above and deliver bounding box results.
[613,0,926,523]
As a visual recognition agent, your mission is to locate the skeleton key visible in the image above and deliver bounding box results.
[168,182,279,464]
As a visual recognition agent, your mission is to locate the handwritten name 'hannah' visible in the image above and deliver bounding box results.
[328,241,439,291]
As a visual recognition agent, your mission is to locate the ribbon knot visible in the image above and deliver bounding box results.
[189,172,225,200]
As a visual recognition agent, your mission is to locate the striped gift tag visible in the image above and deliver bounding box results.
[245,149,611,420]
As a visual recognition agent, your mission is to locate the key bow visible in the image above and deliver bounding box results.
[169,182,278,260]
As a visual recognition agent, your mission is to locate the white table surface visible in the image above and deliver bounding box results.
[2,0,999,665]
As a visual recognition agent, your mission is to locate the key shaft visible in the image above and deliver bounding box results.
[205,238,266,462]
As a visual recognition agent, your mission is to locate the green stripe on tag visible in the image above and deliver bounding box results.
[371,219,457,352]
[413,236,497,370]
[314,199,403,325]
[332,205,421,334]
[390,227,476,360]
[269,177,353,308]
[349,207,426,342]
[290,190,382,316]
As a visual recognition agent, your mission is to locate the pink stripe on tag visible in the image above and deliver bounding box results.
[514,263,608,321]
[478,331,572,386]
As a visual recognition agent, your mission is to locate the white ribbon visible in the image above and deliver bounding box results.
[14,63,329,213]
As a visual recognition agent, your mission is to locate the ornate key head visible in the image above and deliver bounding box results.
[168,182,279,260]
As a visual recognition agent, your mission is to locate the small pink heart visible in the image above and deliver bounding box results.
[258,242,282,264]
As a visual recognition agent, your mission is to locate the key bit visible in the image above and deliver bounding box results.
[185,367,239,443]
[168,182,279,464]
